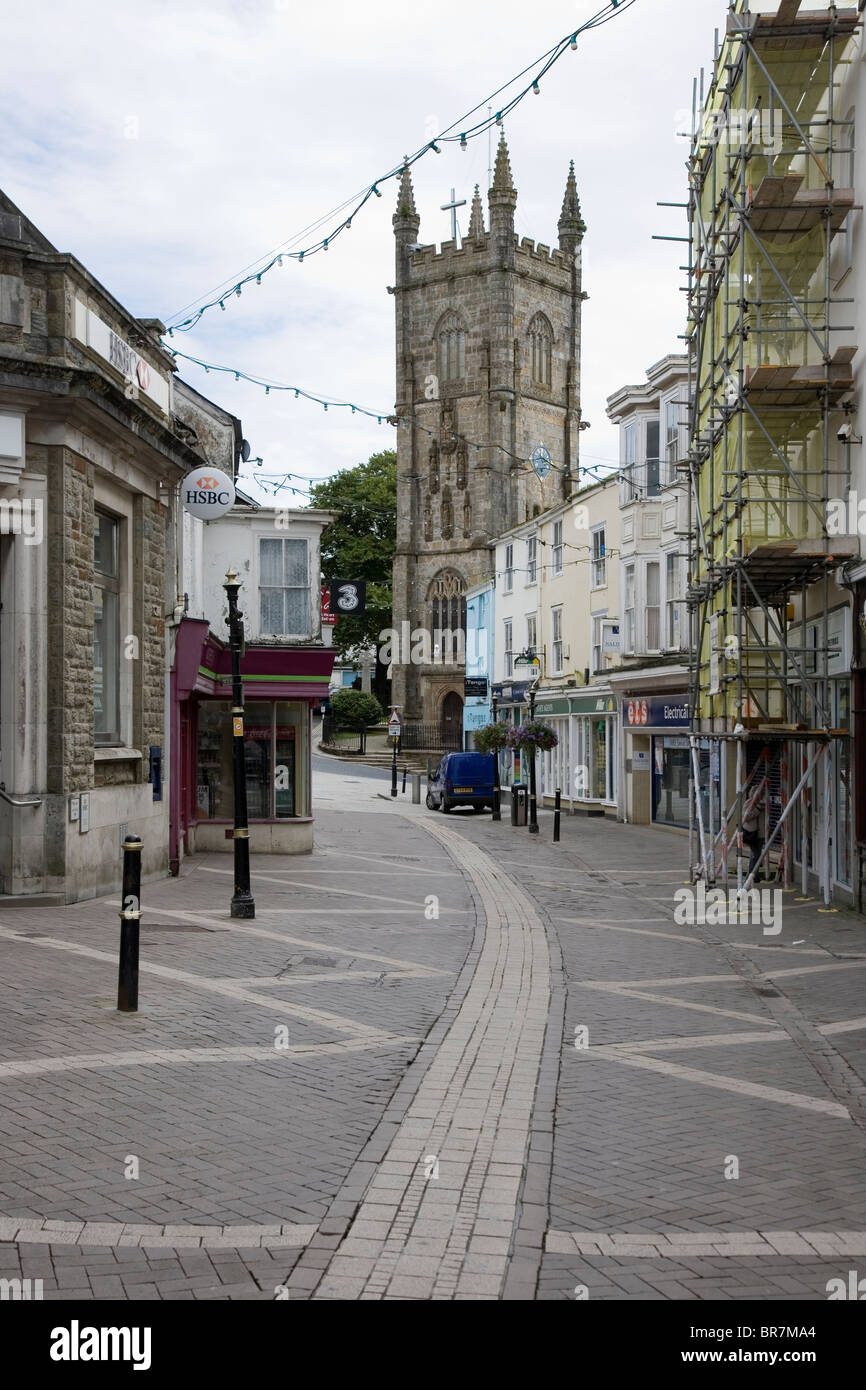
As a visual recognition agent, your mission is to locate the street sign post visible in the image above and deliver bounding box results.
[388,708,402,797]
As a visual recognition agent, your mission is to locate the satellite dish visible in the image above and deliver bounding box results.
[241,439,251,463]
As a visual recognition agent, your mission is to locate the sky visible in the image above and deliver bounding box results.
[0,0,729,504]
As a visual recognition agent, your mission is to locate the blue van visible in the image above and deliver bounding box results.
[426,752,495,814]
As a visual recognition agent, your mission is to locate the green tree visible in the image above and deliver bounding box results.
[329,689,383,729]
[310,450,396,704]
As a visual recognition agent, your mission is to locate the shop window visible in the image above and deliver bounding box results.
[94,509,121,744]
[196,701,308,820]
[260,538,309,636]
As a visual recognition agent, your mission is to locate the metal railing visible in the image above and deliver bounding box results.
[399,722,462,752]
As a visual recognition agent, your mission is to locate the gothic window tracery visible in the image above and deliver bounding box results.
[528,312,553,388]
[429,571,467,663]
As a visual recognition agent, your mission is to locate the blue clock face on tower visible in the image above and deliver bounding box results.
[531,445,552,479]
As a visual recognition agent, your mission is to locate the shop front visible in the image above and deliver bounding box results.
[566,693,618,813]
[534,697,571,805]
[621,693,713,830]
[171,618,334,862]
[491,680,530,786]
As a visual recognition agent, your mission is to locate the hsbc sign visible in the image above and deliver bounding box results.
[181,467,236,519]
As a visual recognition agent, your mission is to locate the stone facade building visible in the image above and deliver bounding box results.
[0,191,237,902]
[390,137,587,724]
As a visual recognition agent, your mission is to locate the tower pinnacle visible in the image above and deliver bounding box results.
[467,185,485,238]
[558,160,585,252]
[393,162,420,238]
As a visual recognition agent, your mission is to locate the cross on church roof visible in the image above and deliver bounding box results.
[440,188,467,242]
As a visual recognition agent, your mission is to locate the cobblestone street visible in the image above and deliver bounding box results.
[2,761,865,1300]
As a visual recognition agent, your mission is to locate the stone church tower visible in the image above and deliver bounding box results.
[390,136,586,724]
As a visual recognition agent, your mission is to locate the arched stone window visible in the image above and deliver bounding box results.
[437,310,466,382]
[528,312,553,387]
[429,442,440,494]
[429,570,467,663]
[423,495,433,542]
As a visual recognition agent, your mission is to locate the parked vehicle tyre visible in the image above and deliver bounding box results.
[441,797,451,814]
[426,792,436,810]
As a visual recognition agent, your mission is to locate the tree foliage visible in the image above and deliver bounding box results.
[328,689,383,729]
[310,451,396,673]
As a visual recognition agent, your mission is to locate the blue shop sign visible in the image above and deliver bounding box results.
[623,696,690,729]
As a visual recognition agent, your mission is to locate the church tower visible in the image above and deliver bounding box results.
[390,138,586,724]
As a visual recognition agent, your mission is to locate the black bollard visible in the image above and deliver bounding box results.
[117,835,142,1012]
[554,788,561,844]
[402,766,407,794]
[391,738,398,797]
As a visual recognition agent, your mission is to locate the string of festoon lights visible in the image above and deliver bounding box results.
[164,0,636,335]
[168,346,621,499]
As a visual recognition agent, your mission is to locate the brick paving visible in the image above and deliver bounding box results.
[1,760,866,1299]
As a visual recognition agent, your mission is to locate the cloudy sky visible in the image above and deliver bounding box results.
[1,0,727,502]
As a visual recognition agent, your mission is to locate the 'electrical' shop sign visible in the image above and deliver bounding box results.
[181,468,236,520]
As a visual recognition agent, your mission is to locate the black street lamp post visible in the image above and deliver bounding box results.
[528,679,539,835]
[223,568,255,919]
[491,693,501,822]
[514,649,540,836]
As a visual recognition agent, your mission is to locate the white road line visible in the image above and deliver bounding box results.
[104,902,451,977]
[820,1016,866,1036]
[0,1216,317,1250]
[555,917,694,942]
[197,865,473,914]
[571,979,778,1028]
[546,1230,866,1257]
[578,1049,850,1119]
[0,926,400,1043]
[765,959,866,981]
[0,1037,418,1082]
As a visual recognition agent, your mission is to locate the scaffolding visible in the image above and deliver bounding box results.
[685,0,861,901]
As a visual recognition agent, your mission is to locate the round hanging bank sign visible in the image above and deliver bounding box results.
[181,467,236,520]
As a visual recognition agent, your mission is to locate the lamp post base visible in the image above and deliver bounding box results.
[231,892,256,919]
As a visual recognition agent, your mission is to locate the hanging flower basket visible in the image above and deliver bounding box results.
[473,723,510,754]
[506,720,559,754]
